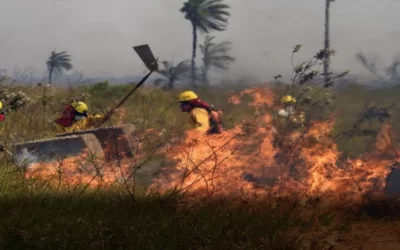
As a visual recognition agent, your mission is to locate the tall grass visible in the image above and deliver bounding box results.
[0,81,400,249]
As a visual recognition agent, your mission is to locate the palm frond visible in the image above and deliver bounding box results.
[180,0,230,33]
[157,59,191,83]
[58,62,73,71]
[200,35,235,71]
[208,42,232,55]
[46,50,73,74]
[356,52,386,82]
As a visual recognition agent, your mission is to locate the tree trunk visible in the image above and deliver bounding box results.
[48,67,53,85]
[191,22,197,88]
[323,0,331,85]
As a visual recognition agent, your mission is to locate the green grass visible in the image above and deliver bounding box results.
[0,194,312,249]
[1,82,400,249]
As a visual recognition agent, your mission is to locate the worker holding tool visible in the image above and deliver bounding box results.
[177,91,223,134]
[278,95,305,126]
[54,100,109,133]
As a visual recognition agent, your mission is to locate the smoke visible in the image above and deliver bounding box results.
[0,0,399,81]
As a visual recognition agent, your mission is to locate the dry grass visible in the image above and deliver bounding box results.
[0,81,400,249]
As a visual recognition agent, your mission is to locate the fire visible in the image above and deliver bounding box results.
[149,87,396,206]
[23,133,145,189]
[24,148,134,188]
[22,128,164,189]
[22,86,398,206]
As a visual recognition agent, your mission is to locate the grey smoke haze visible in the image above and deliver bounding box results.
[0,0,399,81]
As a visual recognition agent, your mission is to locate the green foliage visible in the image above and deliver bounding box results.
[0,188,338,250]
[87,80,111,97]
[271,45,346,133]
[0,88,33,112]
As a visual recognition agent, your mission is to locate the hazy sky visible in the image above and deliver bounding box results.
[1,0,399,81]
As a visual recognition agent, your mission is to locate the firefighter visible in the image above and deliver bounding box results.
[0,100,5,122]
[54,100,106,133]
[278,95,305,126]
[177,91,223,134]
[279,95,296,117]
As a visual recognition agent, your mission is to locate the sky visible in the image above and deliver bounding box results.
[0,0,399,81]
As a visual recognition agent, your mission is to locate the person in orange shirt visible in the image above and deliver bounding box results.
[177,91,223,134]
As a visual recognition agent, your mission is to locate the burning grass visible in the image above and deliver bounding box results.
[2,84,400,249]
[149,88,396,211]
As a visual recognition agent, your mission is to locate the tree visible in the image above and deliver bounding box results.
[385,54,400,83]
[323,0,335,85]
[356,52,400,85]
[199,35,235,85]
[46,51,73,85]
[180,0,231,87]
[0,69,8,83]
[154,60,191,90]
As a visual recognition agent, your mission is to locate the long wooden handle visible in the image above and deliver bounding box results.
[95,70,154,128]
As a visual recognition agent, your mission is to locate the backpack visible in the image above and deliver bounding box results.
[55,105,76,127]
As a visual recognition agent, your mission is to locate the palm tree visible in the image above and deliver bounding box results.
[46,51,73,85]
[180,0,230,87]
[356,52,400,85]
[385,54,400,83]
[154,60,191,90]
[199,35,235,85]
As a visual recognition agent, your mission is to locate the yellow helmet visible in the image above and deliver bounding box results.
[0,101,2,110]
[71,101,88,114]
[178,91,198,102]
[281,95,296,104]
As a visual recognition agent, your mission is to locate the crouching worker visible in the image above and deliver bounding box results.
[54,100,106,133]
[177,91,223,134]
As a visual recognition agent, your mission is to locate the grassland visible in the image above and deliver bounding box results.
[0,81,400,249]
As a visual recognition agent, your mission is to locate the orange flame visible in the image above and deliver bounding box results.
[24,87,397,207]
[23,134,144,189]
[149,87,396,206]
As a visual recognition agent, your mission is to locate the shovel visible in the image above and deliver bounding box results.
[96,44,159,127]
[11,45,159,168]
